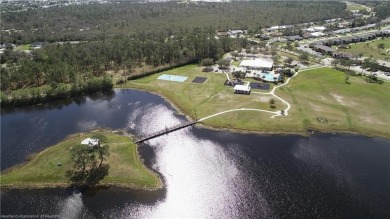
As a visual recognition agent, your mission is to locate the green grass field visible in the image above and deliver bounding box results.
[277,67,390,136]
[122,65,390,137]
[14,44,30,51]
[122,65,282,128]
[347,38,390,60]
[0,131,162,189]
[347,4,367,11]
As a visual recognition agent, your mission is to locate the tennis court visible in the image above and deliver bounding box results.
[192,77,208,84]
[157,74,188,82]
[250,83,270,90]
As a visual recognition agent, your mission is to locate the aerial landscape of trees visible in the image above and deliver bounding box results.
[0,1,350,107]
[1,1,348,43]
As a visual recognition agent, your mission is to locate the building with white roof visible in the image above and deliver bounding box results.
[311,32,325,37]
[314,26,326,32]
[233,82,251,95]
[81,138,99,147]
[239,59,274,71]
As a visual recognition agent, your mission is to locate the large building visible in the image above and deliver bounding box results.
[239,59,274,71]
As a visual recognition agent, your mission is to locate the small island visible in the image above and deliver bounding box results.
[0,131,162,190]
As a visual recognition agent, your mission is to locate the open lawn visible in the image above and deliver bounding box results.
[347,4,368,11]
[347,38,390,60]
[121,65,289,132]
[123,65,390,137]
[14,44,30,51]
[276,67,390,137]
[277,51,300,61]
[0,131,162,189]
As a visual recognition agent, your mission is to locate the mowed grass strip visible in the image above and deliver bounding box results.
[0,131,162,189]
[277,67,390,137]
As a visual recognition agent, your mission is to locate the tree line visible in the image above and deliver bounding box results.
[1,28,250,107]
[1,1,347,44]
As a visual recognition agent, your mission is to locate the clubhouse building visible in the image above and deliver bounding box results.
[239,59,274,71]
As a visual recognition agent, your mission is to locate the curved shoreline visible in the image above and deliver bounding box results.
[116,87,390,140]
[1,129,163,191]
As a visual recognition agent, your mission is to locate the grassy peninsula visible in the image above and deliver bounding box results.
[0,131,162,190]
[121,65,390,138]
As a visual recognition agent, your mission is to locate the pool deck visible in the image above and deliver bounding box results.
[245,71,281,82]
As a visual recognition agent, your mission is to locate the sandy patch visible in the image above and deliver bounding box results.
[360,116,388,126]
[257,96,271,102]
[331,93,345,105]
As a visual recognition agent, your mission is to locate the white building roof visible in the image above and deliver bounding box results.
[239,59,274,69]
[306,27,315,32]
[81,138,99,147]
[311,32,325,37]
[229,30,244,34]
[233,84,251,92]
[314,26,326,31]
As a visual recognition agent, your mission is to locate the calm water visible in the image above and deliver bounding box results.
[1,89,390,218]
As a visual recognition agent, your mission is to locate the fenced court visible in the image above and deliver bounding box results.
[192,77,208,84]
[250,83,270,90]
[157,74,188,82]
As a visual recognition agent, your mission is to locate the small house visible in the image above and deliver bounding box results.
[233,83,251,95]
[313,45,335,55]
[81,138,100,147]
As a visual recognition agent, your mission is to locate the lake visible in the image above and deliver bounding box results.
[1,89,389,218]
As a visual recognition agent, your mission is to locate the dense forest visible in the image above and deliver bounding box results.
[1,1,348,43]
[374,1,390,20]
[0,28,248,106]
[0,1,350,107]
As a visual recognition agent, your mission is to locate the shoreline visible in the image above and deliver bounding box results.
[116,87,390,140]
[0,129,163,191]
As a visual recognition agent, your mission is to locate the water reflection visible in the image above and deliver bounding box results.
[1,89,389,218]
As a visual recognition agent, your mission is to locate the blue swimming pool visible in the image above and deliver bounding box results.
[157,74,188,82]
[255,73,281,82]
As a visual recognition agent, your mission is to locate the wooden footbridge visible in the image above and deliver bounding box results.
[135,120,198,144]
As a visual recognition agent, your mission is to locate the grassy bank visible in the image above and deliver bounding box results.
[277,67,390,137]
[0,131,162,190]
[121,65,390,138]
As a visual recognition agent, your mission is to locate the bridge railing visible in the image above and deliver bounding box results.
[135,121,197,144]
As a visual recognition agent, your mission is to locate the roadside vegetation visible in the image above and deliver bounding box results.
[0,131,162,189]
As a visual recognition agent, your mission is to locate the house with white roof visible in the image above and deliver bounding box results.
[314,26,326,32]
[239,59,274,71]
[81,138,100,147]
[233,82,251,95]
